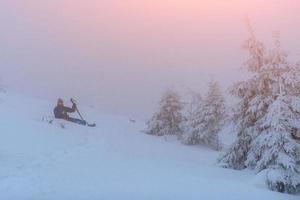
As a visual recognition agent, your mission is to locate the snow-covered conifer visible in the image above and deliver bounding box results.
[247,94,300,193]
[182,81,225,150]
[146,89,184,136]
[220,32,300,193]
[220,31,269,169]
[181,92,203,145]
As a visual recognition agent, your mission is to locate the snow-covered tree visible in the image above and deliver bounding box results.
[201,81,226,150]
[247,94,300,193]
[181,92,203,145]
[182,81,225,150]
[145,89,184,136]
[220,32,300,193]
[186,92,203,122]
[220,31,272,169]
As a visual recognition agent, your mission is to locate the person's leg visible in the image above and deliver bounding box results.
[67,117,87,126]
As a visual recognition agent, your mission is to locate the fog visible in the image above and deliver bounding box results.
[0,0,299,119]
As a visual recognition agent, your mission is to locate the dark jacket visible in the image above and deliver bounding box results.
[54,103,76,119]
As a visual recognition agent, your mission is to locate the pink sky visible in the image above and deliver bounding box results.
[1,0,300,117]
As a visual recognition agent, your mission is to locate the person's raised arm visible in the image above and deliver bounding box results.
[63,103,76,113]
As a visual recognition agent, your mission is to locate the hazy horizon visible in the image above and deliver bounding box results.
[1,0,300,118]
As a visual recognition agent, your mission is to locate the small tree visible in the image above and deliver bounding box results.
[181,92,203,145]
[146,89,184,136]
[201,81,225,150]
[182,81,225,150]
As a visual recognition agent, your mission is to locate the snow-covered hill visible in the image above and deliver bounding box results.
[0,92,298,200]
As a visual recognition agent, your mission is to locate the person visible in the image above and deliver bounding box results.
[53,98,87,125]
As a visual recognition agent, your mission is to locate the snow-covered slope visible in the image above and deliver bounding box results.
[0,92,298,200]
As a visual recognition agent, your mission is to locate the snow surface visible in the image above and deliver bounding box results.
[0,92,298,200]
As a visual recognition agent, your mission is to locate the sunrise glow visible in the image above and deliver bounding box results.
[0,1,300,198]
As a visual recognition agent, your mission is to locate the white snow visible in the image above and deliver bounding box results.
[0,92,298,200]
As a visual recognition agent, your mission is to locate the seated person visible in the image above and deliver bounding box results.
[54,98,87,125]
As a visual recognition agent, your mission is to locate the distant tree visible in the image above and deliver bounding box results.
[181,92,203,145]
[186,91,203,122]
[182,81,225,150]
[220,31,300,193]
[146,89,184,137]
